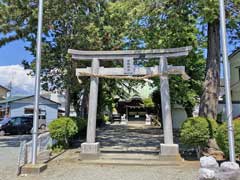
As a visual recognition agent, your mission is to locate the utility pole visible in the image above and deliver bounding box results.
[32,0,44,165]
[219,0,235,162]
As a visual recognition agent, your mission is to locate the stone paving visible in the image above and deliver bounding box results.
[96,123,164,153]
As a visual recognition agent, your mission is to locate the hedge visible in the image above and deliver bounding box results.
[48,117,78,147]
[180,117,218,148]
[216,119,240,158]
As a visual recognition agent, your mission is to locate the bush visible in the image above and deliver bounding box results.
[48,117,78,147]
[103,115,110,122]
[180,117,218,148]
[216,119,240,158]
[52,144,64,154]
[72,117,87,135]
[143,98,154,108]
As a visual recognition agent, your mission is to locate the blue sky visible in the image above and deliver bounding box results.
[0,40,33,66]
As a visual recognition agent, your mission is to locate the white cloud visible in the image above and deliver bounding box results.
[0,65,35,95]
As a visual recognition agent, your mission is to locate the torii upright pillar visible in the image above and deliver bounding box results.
[81,58,100,157]
[159,57,179,156]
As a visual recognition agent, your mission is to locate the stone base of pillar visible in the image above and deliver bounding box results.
[21,163,47,175]
[160,144,179,156]
[81,142,100,154]
[120,120,128,125]
[80,142,100,160]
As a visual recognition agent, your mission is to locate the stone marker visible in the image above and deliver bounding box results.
[145,114,151,126]
[220,162,240,172]
[199,156,240,180]
[218,161,240,180]
[199,168,216,180]
[121,114,127,125]
[200,156,219,169]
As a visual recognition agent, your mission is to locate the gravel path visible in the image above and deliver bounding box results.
[1,124,199,180]
[15,158,199,180]
[97,124,163,152]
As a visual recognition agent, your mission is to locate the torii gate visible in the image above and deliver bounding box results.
[68,46,192,158]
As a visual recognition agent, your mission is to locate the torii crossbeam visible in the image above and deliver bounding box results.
[68,46,192,158]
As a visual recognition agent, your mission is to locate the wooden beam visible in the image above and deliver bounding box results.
[69,46,192,60]
[76,66,187,76]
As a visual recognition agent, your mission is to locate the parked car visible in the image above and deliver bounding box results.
[0,117,11,129]
[25,115,47,130]
[0,116,33,136]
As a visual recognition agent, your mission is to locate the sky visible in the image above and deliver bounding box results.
[0,40,33,66]
[0,40,35,95]
[0,64,35,95]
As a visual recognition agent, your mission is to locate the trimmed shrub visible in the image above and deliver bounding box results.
[180,117,218,148]
[216,119,240,158]
[72,117,87,135]
[48,117,78,147]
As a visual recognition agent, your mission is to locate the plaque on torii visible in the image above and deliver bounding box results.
[68,46,192,158]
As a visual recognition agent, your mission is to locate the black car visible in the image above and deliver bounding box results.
[0,116,33,136]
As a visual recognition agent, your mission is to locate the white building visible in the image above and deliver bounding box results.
[218,48,240,119]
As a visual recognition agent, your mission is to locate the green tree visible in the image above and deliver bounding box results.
[0,0,137,117]
[197,0,240,119]
[1,0,239,119]
[116,0,206,116]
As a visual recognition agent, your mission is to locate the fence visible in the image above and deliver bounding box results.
[17,132,53,175]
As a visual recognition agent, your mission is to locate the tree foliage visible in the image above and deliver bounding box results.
[197,0,240,119]
[1,0,240,118]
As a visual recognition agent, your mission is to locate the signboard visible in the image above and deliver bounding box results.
[123,58,134,75]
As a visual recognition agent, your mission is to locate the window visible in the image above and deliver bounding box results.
[24,108,34,115]
[10,118,21,126]
[0,107,10,119]
[0,108,5,119]
[24,108,46,120]
[21,117,33,125]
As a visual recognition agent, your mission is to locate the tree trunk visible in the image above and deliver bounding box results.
[65,87,71,117]
[199,19,221,120]
[81,90,89,119]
